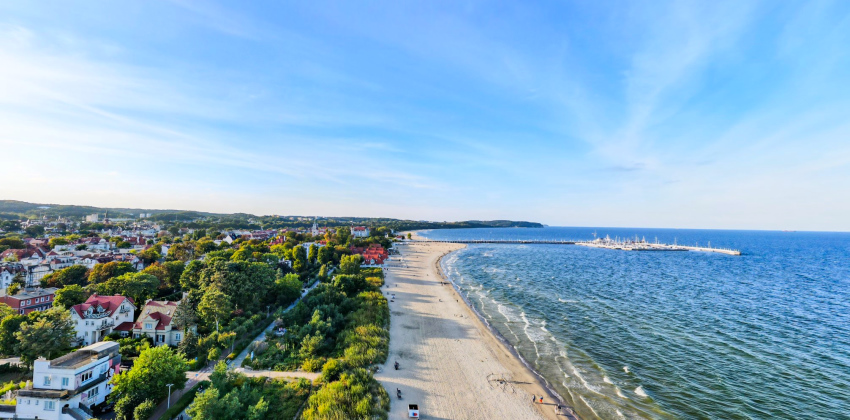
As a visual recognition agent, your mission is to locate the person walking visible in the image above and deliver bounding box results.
[532,394,536,403]
[540,396,544,404]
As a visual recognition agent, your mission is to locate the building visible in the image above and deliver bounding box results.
[351,243,390,266]
[0,264,24,290]
[70,294,136,346]
[350,226,370,238]
[85,213,99,223]
[132,300,191,346]
[0,287,58,315]
[0,341,121,420]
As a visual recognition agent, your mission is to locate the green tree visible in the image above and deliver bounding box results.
[318,264,328,279]
[94,273,160,304]
[133,399,156,420]
[110,345,188,420]
[275,274,303,306]
[407,233,412,239]
[308,244,318,264]
[137,247,161,265]
[168,241,195,262]
[0,315,25,355]
[332,274,367,297]
[247,397,269,420]
[339,254,363,275]
[0,303,14,320]
[172,296,198,331]
[317,245,333,265]
[48,237,69,248]
[292,245,308,272]
[177,329,199,359]
[24,225,45,237]
[187,387,242,420]
[0,237,25,249]
[88,261,136,284]
[53,285,89,309]
[16,309,76,367]
[43,265,89,288]
[198,288,232,332]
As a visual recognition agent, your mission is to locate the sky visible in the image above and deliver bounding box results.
[1,1,849,231]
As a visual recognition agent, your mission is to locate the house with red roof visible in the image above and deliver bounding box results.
[350,226,371,238]
[132,300,191,346]
[70,294,136,346]
[351,243,390,266]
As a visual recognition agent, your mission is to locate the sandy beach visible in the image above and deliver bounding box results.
[376,239,575,420]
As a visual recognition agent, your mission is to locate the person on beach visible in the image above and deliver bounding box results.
[540,396,544,404]
[532,394,536,403]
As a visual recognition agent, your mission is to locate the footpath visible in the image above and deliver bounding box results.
[150,279,323,420]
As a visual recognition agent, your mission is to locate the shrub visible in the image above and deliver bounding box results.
[133,399,156,420]
[301,357,324,372]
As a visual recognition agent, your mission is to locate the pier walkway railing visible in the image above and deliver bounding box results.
[411,239,741,255]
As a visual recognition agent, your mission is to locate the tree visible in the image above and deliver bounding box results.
[48,237,69,248]
[198,288,232,331]
[89,261,136,285]
[318,264,328,279]
[16,309,76,367]
[43,265,89,288]
[186,387,242,420]
[332,274,367,297]
[177,329,199,358]
[0,315,25,355]
[24,225,45,237]
[339,254,363,275]
[137,247,161,265]
[180,260,205,291]
[6,283,21,296]
[95,273,160,304]
[301,368,388,420]
[168,241,195,261]
[172,296,198,331]
[110,345,188,420]
[133,400,156,420]
[0,303,14,321]
[247,397,269,420]
[308,244,318,264]
[317,245,333,265]
[407,233,412,239]
[275,274,302,306]
[54,285,88,309]
[292,245,308,272]
[0,237,24,249]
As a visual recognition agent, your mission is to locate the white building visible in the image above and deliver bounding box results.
[70,294,136,346]
[84,214,99,223]
[133,300,192,346]
[350,226,370,238]
[0,341,121,420]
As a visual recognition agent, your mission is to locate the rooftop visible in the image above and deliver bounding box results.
[4,287,59,300]
[48,341,119,369]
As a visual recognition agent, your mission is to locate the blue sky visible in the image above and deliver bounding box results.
[1,1,849,230]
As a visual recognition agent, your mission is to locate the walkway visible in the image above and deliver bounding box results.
[231,278,323,369]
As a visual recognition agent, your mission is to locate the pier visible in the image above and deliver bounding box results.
[415,238,741,256]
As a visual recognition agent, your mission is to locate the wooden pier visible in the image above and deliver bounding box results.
[415,239,741,256]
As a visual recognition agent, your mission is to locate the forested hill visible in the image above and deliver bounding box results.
[0,200,543,230]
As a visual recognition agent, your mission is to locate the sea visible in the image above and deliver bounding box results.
[418,227,850,420]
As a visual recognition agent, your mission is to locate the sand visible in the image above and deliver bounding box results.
[376,239,576,420]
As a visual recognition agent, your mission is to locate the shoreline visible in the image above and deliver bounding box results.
[376,234,574,420]
[433,246,579,420]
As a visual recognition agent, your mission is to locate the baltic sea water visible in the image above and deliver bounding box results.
[419,227,850,420]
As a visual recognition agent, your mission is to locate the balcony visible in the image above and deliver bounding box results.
[94,319,115,331]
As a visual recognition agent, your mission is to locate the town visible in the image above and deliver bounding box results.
[0,211,403,420]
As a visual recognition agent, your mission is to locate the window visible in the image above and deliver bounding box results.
[90,385,99,396]
[25,300,30,305]
[44,400,55,411]
[61,377,69,387]
[175,333,181,341]
[43,376,51,386]
[80,370,93,382]
[145,323,153,329]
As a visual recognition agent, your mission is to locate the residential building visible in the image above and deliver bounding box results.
[133,300,192,346]
[351,243,389,266]
[350,226,370,238]
[0,341,121,420]
[70,294,136,346]
[0,264,24,290]
[0,287,58,315]
[85,213,99,222]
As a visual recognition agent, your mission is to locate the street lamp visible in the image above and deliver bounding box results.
[166,383,174,409]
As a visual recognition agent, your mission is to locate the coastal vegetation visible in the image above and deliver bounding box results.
[186,361,311,419]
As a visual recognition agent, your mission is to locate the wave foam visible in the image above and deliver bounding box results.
[635,386,648,398]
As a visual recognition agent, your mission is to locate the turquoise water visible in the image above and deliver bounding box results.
[420,227,850,420]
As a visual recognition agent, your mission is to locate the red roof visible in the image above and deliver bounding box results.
[71,294,134,319]
[113,321,134,331]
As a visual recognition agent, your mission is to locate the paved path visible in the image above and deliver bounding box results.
[150,277,323,419]
[231,278,323,369]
